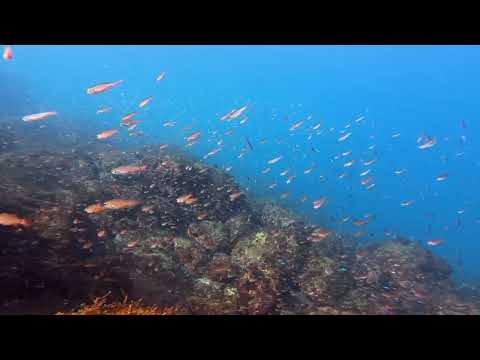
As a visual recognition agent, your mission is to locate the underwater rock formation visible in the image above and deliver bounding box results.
[0,136,478,315]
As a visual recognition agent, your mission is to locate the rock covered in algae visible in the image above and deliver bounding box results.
[187,277,239,314]
[343,239,477,314]
[259,203,300,229]
[224,212,257,246]
[187,220,230,252]
[231,229,300,274]
[236,266,282,315]
[205,253,237,282]
[173,236,209,275]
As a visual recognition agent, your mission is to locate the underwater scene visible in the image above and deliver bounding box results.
[1,45,480,315]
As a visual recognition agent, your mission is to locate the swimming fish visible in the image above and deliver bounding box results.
[104,199,142,210]
[139,96,153,108]
[87,80,123,95]
[289,120,304,131]
[436,173,448,181]
[111,165,148,175]
[427,239,443,246]
[156,72,166,81]
[203,147,222,159]
[3,45,13,60]
[186,131,202,143]
[0,213,31,227]
[245,136,254,151]
[176,194,197,205]
[363,159,376,166]
[163,121,176,128]
[338,132,352,142]
[313,197,328,209]
[84,204,106,214]
[122,112,138,123]
[229,192,244,201]
[418,137,437,150]
[267,156,283,165]
[22,111,58,122]
[361,176,374,186]
[400,200,415,207]
[96,129,118,140]
[96,107,112,114]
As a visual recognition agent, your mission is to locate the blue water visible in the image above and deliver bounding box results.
[2,45,480,280]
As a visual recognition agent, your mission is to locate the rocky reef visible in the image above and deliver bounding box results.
[0,135,478,315]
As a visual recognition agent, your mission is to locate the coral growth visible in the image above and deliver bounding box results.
[57,294,186,315]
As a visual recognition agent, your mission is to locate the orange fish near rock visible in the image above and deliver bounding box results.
[111,165,148,175]
[0,213,31,227]
[176,194,197,205]
[84,204,106,214]
[103,199,142,210]
[229,192,244,201]
[96,129,118,140]
[309,228,332,242]
[3,46,13,60]
[87,80,123,95]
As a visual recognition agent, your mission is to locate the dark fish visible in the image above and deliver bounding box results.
[245,136,253,151]
[456,217,463,229]
[461,119,467,129]
[311,145,319,153]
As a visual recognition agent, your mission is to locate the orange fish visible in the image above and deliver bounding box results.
[176,194,197,205]
[86,80,123,95]
[96,107,112,114]
[127,240,140,248]
[313,197,328,209]
[139,96,153,108]
[353,219,369,226]
[427,239,443,246]
[361,176,374,186]
[122,112,138,122]
[84,204,106,214]
[309,228,332,242]
[111,165,148,175]
[186,131,202,143]
[0,213,31,227]
[96,129,119,140]
[418,138,437,150]
[197,212,208,221]
[22,111,57,122]
[229,192,244,201]
[289,120,304,131]
[3,46,13,60]
[103,199,142,210]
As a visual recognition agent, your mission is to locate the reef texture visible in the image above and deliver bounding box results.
[0,136,478,315]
